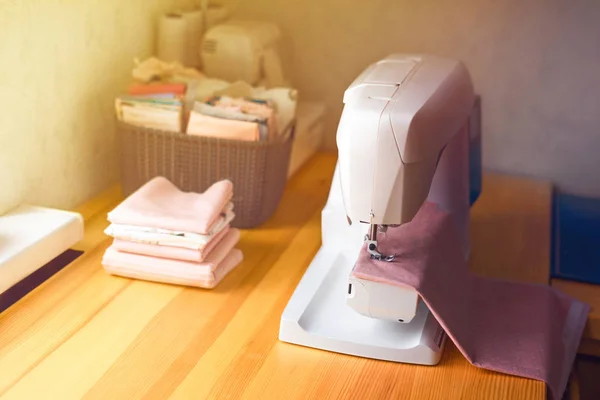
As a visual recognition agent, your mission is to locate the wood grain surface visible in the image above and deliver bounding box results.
[0,154,549,399]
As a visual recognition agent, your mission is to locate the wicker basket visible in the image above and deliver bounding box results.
[117,120,294,228]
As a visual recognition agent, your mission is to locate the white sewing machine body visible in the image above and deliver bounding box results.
[279,54,478,365]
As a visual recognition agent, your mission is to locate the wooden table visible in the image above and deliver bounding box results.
[0,153,549,400]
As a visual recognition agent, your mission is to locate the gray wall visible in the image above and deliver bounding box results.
[224,0,600,197]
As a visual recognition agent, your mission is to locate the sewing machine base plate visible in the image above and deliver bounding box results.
[279,246,446,365]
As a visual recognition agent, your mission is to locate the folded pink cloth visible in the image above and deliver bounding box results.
[102,229,242,289]
[108,177,233,234]
[112,226,232,262]
[352,202,589,400]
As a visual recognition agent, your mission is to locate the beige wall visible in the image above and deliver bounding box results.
[0,0,195,215]
[225,0,600,197]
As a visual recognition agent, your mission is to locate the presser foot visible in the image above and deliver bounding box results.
[365,240,396,262]
[365,222,396,262]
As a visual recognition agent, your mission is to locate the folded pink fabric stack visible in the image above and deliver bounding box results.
[102,177,243,288]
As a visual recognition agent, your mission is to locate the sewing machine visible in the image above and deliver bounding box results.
[279,54,478,365]
[201,21,287,88]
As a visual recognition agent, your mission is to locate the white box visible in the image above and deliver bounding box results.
[288,101,327,178]
[0,206,84,295]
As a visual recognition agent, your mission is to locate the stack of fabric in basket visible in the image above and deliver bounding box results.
[102,177,243,289]
[187,96,280,141]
